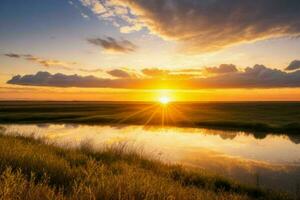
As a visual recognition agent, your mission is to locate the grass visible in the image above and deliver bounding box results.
[0,131,291,200]
[1,101,300,133]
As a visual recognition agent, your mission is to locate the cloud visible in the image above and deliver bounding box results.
[4,53,75,70]
[204,64,238,74]
[78,68,103,73]
[7,71,144,89]
[4,53,105,73]
[68,0,90,19]
[80,0,106,14]
[142,68,170,77]
[77,0,144,33]
[4,53,21,58]
[196,65,300,88]
[141,68,203,79]
[107,69,131,78]
[7,64,300,89]
[87,37,137,53]
[286,60,300,71]
[81,0,300,53]
[80,12,90,19]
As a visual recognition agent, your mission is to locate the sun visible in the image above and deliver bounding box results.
[159,96,170,105]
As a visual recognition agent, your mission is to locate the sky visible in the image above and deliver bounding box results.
[1,0,300,101]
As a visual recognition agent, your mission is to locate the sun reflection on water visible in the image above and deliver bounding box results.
[2,124,300,193]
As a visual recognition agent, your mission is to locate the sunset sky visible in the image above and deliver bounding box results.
[1,0,300,101]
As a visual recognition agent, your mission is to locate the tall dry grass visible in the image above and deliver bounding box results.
[0,132,291,200]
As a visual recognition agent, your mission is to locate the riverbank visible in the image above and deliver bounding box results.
[0,131,291,200]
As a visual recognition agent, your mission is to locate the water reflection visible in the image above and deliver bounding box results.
[1,124,300,194]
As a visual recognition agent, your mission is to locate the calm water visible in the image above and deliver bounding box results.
[1,124,300,195]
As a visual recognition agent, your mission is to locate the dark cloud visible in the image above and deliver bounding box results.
[7,64,300,89]
[6,71,148,89]
[286,60,300,71]
[4,53,21,58]
[194,65,300,88]
[87,37,137,53]
[205,64,238,74]
[108,0,300,53]
[7,71,120,88]
[107,69,131,78]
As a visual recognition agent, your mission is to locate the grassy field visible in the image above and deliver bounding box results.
[1,101,300,133]
[0,131,291,200]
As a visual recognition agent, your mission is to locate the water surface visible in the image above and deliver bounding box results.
[1,124,300,195]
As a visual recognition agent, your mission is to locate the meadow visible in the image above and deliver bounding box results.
[1,101,300,133]
[0,130,291,200]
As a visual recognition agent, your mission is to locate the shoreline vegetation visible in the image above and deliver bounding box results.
[1,101,300,134]
[0,132,291,200]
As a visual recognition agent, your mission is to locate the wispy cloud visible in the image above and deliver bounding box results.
[77,0,144,33]
[68,0,90,20]
[80,12,90,19]
[80,0,106,14]
[87,37,137,53]
[4,53,75,70]
[78,68,103,73]
[4,53,104,73]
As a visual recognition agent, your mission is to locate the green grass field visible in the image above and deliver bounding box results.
[0,131,291,200]
[1,101,300,133]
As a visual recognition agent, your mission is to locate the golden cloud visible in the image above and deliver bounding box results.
[81,0,300,53]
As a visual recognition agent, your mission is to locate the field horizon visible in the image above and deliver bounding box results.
[1,101,300,134]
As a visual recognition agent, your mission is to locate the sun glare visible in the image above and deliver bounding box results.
[159,96,170,105]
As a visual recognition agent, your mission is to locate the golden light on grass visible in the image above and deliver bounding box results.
[159,96,170,105]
